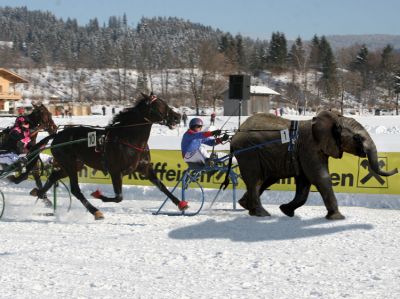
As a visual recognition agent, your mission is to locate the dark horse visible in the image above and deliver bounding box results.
[3,104,57,197]
[29,93,188,220]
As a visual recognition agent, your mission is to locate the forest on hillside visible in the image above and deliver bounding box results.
[1,6,400,113]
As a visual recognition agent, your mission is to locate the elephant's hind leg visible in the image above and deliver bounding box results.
[239,177,277,213]
[245,182,271,217]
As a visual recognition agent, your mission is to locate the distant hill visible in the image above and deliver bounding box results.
[325,34,400,50]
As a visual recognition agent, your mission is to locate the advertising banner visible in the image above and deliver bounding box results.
[69,150,400,195]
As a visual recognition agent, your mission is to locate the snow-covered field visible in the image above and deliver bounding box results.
[1,112,400,299]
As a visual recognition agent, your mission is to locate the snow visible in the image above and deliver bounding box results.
[1,112,400,298]
[250,85,280,95]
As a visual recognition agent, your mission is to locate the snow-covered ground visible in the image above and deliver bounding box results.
[1,112,400,298]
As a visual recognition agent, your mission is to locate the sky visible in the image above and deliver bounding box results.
[1,0,400,40]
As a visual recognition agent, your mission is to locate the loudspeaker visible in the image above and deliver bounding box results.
[229,75,250,100]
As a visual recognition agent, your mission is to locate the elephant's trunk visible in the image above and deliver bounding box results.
[365,146,398,177]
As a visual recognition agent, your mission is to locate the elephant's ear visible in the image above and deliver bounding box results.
[312,111,343,158]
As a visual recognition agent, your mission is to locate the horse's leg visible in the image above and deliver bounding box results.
[91,171,123,203]
[139,164,189,211]
[67,170,104,220]
[7,159,36,184]
[31,168,66,198]
[32,165,52,207]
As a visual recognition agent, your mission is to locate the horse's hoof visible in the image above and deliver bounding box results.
[249,206,271,217]
[279,204,295,217]
[30,188,39,197]
[7,175,16,183]
[178,201,189,211]
[42,197,53,208]
[326,211,345,220]
[91,189,102,199]
[94,211,104,220]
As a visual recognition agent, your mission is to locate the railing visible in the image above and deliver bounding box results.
[0,91,23,100]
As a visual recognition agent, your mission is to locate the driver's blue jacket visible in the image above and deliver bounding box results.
[181,129,216,158]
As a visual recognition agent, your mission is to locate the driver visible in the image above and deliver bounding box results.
[181,117,228,166]
[9,115,34,154]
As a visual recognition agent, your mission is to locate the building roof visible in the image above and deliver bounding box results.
[0,68,29,83]
[250,85,280,95]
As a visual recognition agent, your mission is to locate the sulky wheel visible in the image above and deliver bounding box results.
[0,190,4,219]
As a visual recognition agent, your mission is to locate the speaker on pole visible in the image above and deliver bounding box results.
[229,75,250,100]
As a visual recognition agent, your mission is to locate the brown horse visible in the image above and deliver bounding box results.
[4,104,57,201]
[29,93,188,219]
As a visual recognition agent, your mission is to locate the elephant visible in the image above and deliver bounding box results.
[228,110,398,220]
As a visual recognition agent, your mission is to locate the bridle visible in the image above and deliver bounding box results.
[143,96,170,126]
[32,106,57,134]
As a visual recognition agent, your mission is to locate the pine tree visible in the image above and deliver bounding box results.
[288,37,305,70]
[308,35,320,70]
[319,36,339,100]
[235,34,245,71]
[350,44,370,89]
[394,69,400,115]
[267,32,287,71]
[378,44,395,92]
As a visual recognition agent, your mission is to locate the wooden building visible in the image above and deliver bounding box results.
[0,68,28,114]
[223,85,280,116]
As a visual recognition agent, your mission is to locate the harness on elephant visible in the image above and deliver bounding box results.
[288,120,300,176]
[220,120,300,190]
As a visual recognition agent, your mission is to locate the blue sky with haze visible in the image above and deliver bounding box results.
[1,0,399,40]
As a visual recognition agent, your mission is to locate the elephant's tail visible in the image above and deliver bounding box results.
[220,148,234,190]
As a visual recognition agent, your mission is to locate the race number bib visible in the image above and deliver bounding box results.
[88,132,96,147]
[280,129,290,144]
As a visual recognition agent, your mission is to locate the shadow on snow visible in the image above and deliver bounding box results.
[168,215,373,242]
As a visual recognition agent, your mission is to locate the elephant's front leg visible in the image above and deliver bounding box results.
[313,170,345,220]
[280,175,311,217]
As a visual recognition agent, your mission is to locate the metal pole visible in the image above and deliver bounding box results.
[53,182,57,214]
[238,99,242,128]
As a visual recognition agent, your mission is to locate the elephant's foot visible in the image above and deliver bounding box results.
[238,197,249,210]
[279,204,295,217]
[249,206,271,217]
[326,210,345,220]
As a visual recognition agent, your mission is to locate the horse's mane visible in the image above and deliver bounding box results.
[110,97,147,126]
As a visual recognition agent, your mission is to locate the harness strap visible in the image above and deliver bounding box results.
[118,140,149,152]
[289,120,300,175]
[288,120,299,152]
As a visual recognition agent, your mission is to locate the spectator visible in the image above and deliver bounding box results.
[210,111,216,126]
[102,106,106,116]
[182,112,188,127]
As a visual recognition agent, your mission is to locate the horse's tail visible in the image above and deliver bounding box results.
[220,147,234,191]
